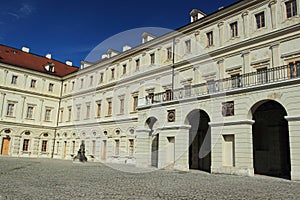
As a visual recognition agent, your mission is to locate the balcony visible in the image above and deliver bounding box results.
[139,65,300,106]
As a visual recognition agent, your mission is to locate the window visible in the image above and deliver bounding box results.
[23,139,29,151]
[59,108,64,122]
[129,139,134,157]
[111,68,115,79]
[165,89,172,101]
[288,60,300,78]
[68,107,72,121]
[107,100,112,116]
[207,80,216,94]
[92,140,96,155]
[80,79,84,88]
[184,85,192,97]
[90,76,94,86]
[48,83,54,92]
[230,22,238,38]
[286,0,298,18]
[123,64,127,75]
[96,102,101,118]
[257,68,268,84]
[133,96,138,112]
[72,141,76,154]
[147,93,154,104]
[185,40,191,54]
[115,140,120,156]
[167,47,172,60]
[207,32,213,46]
[56,141,60,154]
[45,109,51,121]
[26,106,34,119]
[255,12,265,29]
[136,59,140,71]
[30,79,36,88]
[72,81,75,90]
[6,103,14,116]
[192,15,198,22]
[120,98,124,114]
[231,74,241,88]
[64,84,67,93]
[76,106,81,120]
[99,73,104,83]
[11,75,18,84]
[150,53,155,65]
[41,140,47,152]
[86,104,90,119]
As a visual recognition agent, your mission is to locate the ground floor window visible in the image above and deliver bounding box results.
[129,139,134,157]
[23,139,29,151]
[41,140,47,152]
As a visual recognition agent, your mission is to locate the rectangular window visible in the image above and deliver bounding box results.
[80,79,84,89]
[72,141,76,154]
[230,22,238,38]
[129,139,134,157]
[92,140,96,155]
[207,32,213,46]
[167,47,172,60]
[120,98,125,114]
[48,83,54,92]
[76,106,81,120]
[86,104,90,119]
[286,0,298,18]
[11,75,18,84]
[56,141,59,154]
[185,40,191,54]
[136,59,140,71]
[288,60,300,78]
[45,109,51,121]
[231,74,241,88]
[99,73,104,83]
[165,89,172,101]
[123,64,127,75]
[96,102,101,118]
[59,108,64,122]
[115,140,120,156]
[23,139,29,151]
[72,81,75,90]
[26,106,34,119]
[41,140,47,152]
[111,68,115,79]
[64,84,67,93]
[68,107,72,121]
[107,101,112,116]
[207,80,215,94]
[257,68,268,84]
[255,12,265,29]
[184,85,192,97]
[90,76,94,86]
[6,103,14,116]
[133,96,138,112]
[150,53,155,65]
[30,79,36,88]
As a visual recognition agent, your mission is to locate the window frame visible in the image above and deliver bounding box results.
[286,0,298,18]
[255,12,265,29]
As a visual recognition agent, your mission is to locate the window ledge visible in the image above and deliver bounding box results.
[5,115,16,118]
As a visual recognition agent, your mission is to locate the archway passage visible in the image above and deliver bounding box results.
[187,110,211,172]
[146,117,159,167]
[252,100,291,179]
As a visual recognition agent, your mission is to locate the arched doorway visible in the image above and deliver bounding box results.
[146,117,159,167]
[186,110,211,172]
[252,100,291,179]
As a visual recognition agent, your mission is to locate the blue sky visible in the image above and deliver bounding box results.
[0,0,238,67]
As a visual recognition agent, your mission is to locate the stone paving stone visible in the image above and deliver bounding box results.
[0,157,299,199]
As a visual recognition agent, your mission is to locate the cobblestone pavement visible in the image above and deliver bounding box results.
[0,157,299,200]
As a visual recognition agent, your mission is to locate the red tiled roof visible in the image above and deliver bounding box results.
[0,45,79,77]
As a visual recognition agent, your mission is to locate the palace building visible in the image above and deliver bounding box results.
[1,0,300,180]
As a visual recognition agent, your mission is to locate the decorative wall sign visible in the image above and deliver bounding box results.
[168,110,176,122]
[222,101,234,116]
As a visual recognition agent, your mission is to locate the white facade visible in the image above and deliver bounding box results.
[1,0,300,180]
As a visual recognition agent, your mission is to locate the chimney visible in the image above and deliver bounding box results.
[102,54,108,59]
[66,61,72,66]
[123,45,132,52]
[46,53,52,59]
[22,46,30,53]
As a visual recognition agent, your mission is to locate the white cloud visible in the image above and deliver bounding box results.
[19,3,34,16]
[3,3,34,20]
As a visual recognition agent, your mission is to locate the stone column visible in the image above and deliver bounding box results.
[135,128,151,167]
[270,43,280,68]
[269,0,277,30]
[217,58,225,80]
[12,136,21,157]
[285,116,300,181]
[242,50,250,74]
[218,22,224,47]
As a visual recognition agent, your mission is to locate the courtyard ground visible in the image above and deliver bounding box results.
[0,157,299,199]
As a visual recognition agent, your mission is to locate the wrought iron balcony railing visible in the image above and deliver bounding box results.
[139,65,299,106]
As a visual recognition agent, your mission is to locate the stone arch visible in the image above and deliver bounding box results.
[251,100,291,179]
[186,109,211,172]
